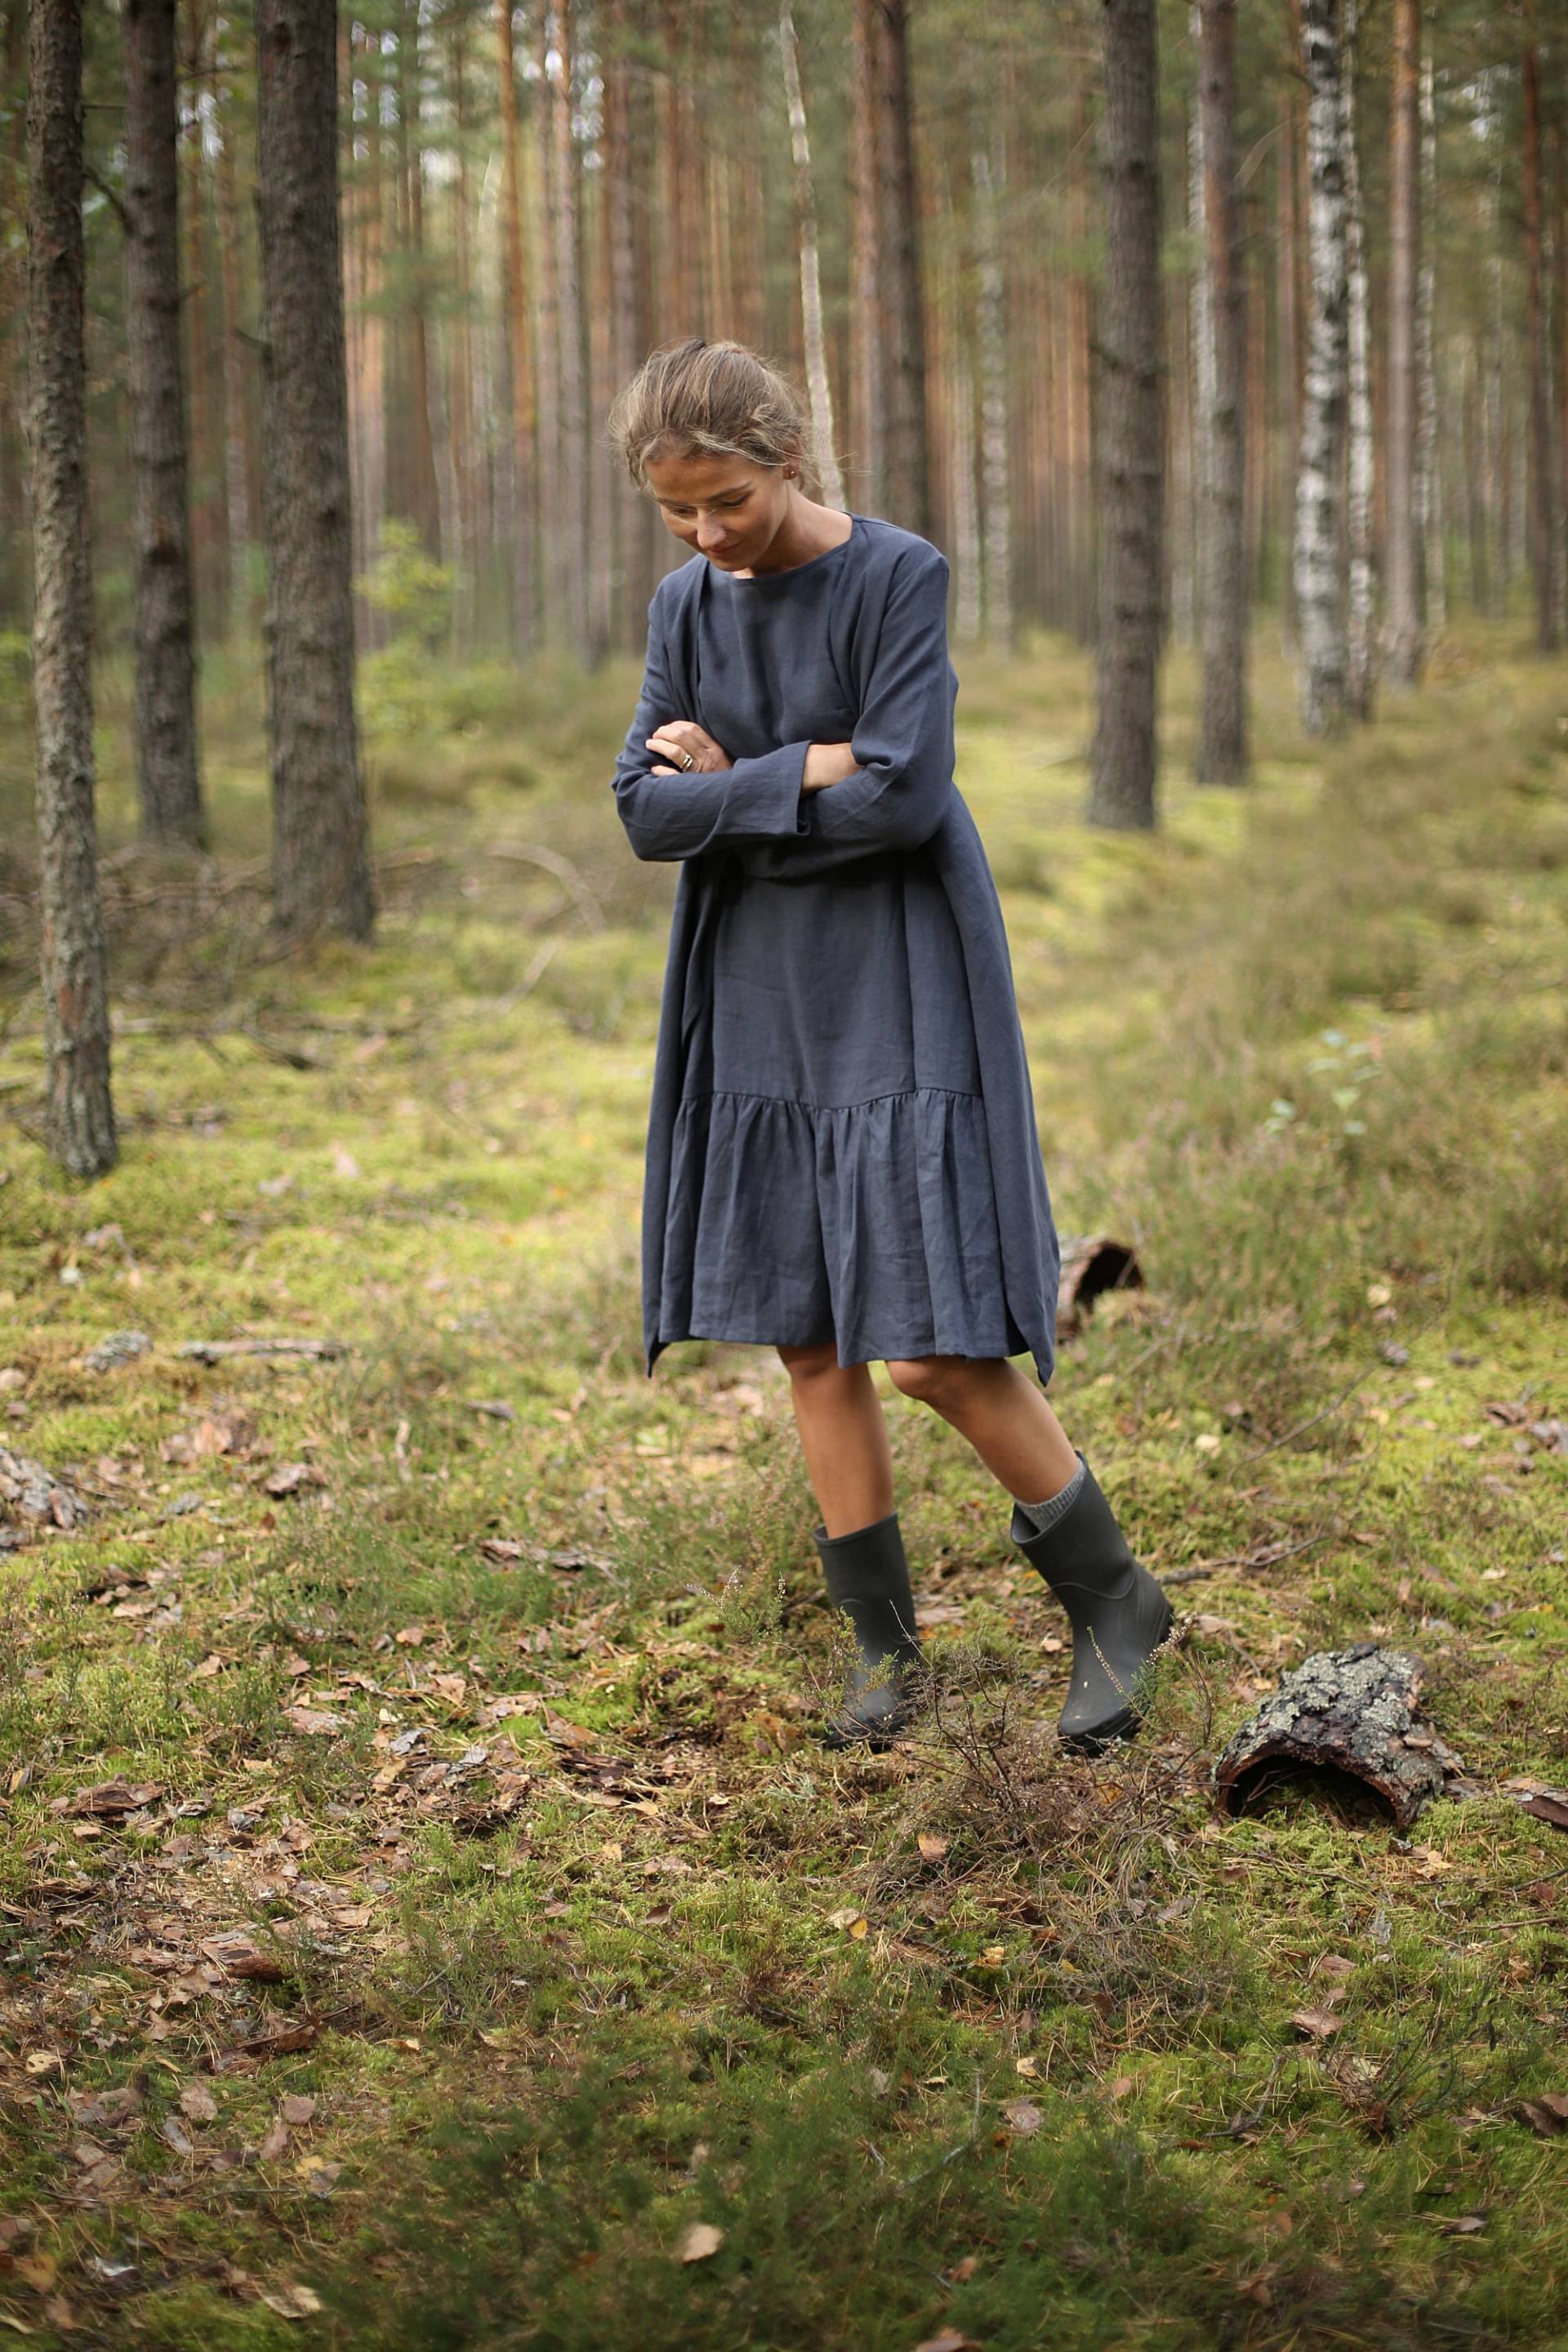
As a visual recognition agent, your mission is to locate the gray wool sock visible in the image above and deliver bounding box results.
[1014,1450,1088,1536]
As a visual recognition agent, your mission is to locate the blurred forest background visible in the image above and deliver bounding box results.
[2,0,1567,670]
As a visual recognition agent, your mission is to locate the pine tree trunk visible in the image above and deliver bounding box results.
[1196,0,1249,782]
[122,0,204,846]
[1185,36,1210,653]
[604,0,654,647]
[532,2,564,634]
[26,0,116,1175]
[495,0,533,652]
[551,0,591,652]
[1416,42,1444,635]
[1343,0,1375,721]
[875,0,929,536]
[0,0,26,623]
[399,0,441,559]
[779,1,844,508]
[1277,15,1304,639]
[1523,24,1557,652]
[849,0,884,516]
[255,0,374,942]
[215,21,252,640]
[1294,0,1349,737]
[1089,0,1164,831]
[972,127,1012,645]
[449,11,478,650]
[1383,0,1421,682]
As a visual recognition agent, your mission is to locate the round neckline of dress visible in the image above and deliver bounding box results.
[707,511,862,586]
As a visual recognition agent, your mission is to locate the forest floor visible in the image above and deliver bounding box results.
[0,617,1566,2350]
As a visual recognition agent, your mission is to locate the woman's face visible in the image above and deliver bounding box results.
[643,448,793,569]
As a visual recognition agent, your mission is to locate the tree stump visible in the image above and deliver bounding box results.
[1212,1643,1466,1829]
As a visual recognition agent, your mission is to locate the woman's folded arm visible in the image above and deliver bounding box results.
[733,543,957,881]
[609,595,813,862]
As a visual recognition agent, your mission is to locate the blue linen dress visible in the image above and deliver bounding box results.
[610,511,1062,1388]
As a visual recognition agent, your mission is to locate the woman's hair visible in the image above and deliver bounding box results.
[605,336,822,497]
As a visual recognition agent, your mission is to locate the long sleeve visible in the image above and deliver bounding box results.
[733,543,957,883]
[610,590,813,862]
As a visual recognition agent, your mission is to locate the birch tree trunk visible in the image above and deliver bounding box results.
[1415,43,1444,635]
[1294,0,1349,737]
[1383,0,1421,684]
[972,128,1012,646]
[778,1,844,509]
[26,0,116,1175]
[1343,0,1375,721]
[122,0,204,846]
[1196,0,1249,782]
[255,0,374,942]
[1089,0,1164,830]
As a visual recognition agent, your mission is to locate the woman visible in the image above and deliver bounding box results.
[605,337,1173,1755]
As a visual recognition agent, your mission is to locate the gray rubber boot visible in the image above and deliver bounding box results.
[1009,1450,1174,1754]
[812,1508,926,1749]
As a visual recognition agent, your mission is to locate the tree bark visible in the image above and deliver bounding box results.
[849,0,885,516]
[779,1,844,508]
[26,0,116,1175]
[215,18,253,641]
[1416,42,1444,635]
[874,0,930,536]
[122,0,204,848]
[550,0,592,653]
[1383,0,1421,683]
[1195,0,1249,782]
[254,0,374,942]
[1523,22,1557,652]
[495,0,533,653]
[972,127,1012,646]
[1343,0,1375,721]
[1089,0,1164,831]
[1294,0,1349,737]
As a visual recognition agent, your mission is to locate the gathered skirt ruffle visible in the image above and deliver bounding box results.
[656,1085,1031,1367]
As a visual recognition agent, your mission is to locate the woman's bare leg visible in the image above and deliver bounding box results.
[777,1342,897,1537]
[881,1354,1080,1500]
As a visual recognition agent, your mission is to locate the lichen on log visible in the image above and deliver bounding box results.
[1212,1642,1466,1829]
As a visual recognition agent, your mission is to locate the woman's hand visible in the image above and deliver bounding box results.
[801,741,859,793]
[645,720,731,775]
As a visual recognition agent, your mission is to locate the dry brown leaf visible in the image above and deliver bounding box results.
[259,2284,323,2320]
[999,2098,1042,2135]
[1435,2214,1487,2235]
[280,2094,317,2126]
[199,1931,285,1983]
[676,2221,723,2263]
[257,2118,291,2163]
[283,1705,345,1737]
[1516,2092,1568,2136]
[177,2082,217,2123]
[1290,2007,1344,2041]
[913,2332,982,2352]
[916,1833,949,1861]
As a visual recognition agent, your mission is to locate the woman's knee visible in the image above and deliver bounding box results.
[884,1354,960,1405]
[777,1339,844,1383]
